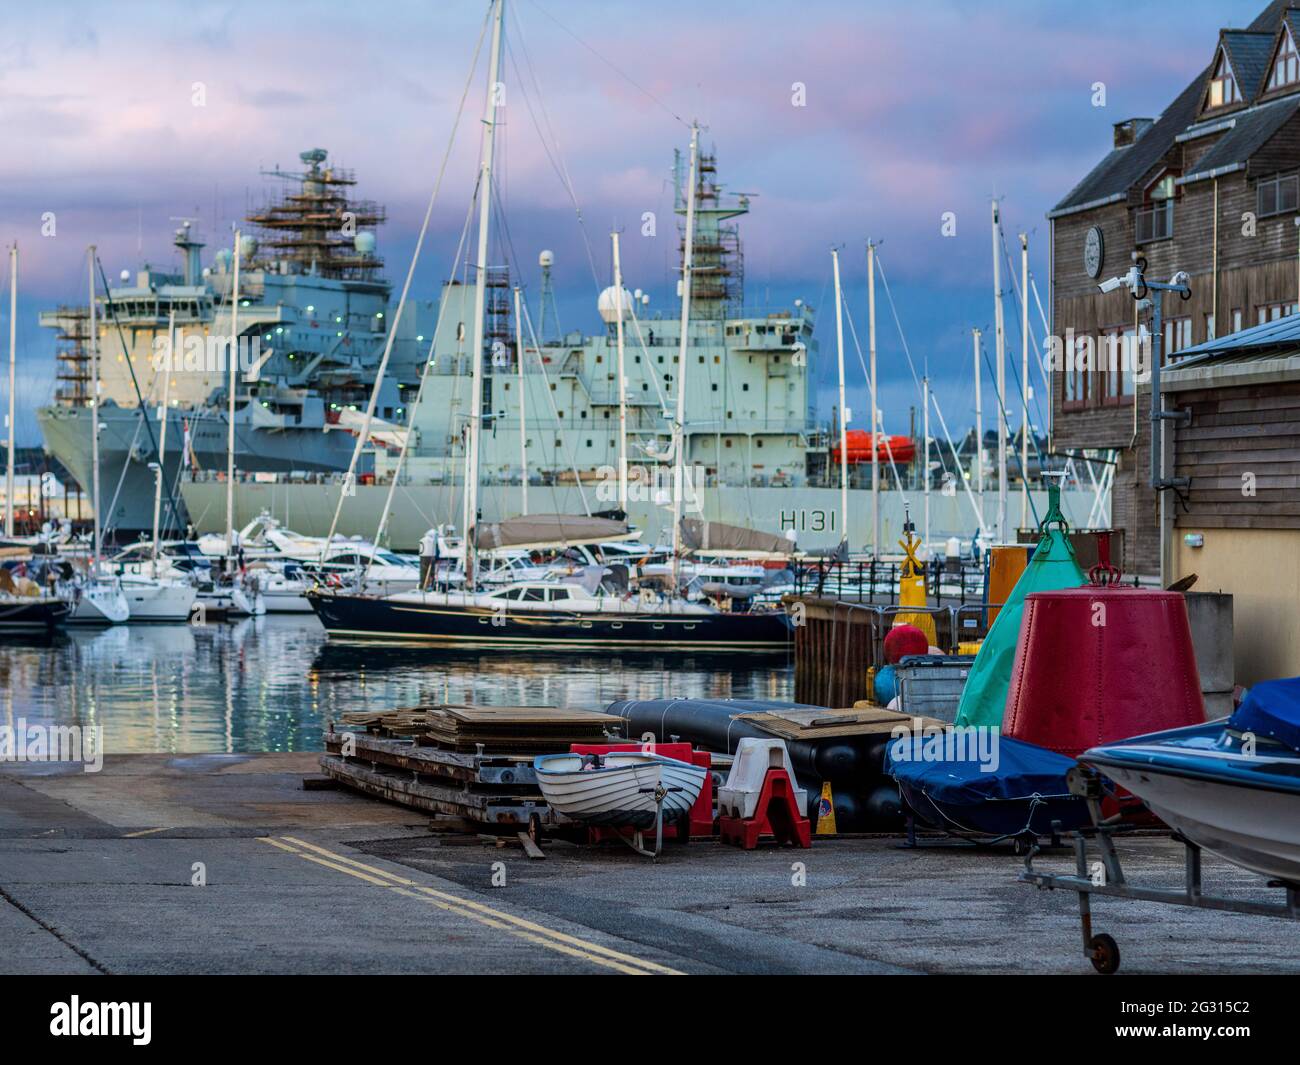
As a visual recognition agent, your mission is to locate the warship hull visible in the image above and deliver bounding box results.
[38,404,360,538]
[181,480,1108,553]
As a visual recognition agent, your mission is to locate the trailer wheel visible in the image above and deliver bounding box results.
[1089,933,1120,975]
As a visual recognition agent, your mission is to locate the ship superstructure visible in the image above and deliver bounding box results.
[390,147,827,500]
[37,149,438,536]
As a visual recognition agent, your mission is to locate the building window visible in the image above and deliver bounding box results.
[1064,334,1090,408]
[1207,48,1241,109]
[1257,172,1299,217]
[1233,307,1243,333]
[1135,176,1175,244]
[1268,27,1300,90]
[1204,313,1216,341]
[1257,300,1299,324]
[1097,325,1135,405]
[1164,316,1192,361]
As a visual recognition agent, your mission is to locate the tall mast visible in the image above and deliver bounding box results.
[867,240,880,558]
[513,285,528,515]
[972,327,983,525]
[669,123,701,587]
[88,246,101,563]
[1020,231,1030,529]
[831,248,848,548]
[152,309,175,571]
[991,200,1007,542]
[5,243,15,538]
[225,229,241,560]
[612,231,629,514]
[922,374,930,550]
[464,0,507,584]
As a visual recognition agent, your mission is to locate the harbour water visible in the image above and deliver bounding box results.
[0,617,793,754]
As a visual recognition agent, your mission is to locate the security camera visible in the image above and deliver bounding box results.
[1171,270,1191,287]
[1098,276,1125,294]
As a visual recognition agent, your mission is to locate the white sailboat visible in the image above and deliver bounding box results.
[67,246,130,625]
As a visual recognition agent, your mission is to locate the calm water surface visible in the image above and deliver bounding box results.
[0,616,794,753]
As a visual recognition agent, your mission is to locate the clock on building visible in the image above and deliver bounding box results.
[1083,226,1104,279]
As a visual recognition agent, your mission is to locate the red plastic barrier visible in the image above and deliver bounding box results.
[1004,587,1205,756]
[719,767,811,850]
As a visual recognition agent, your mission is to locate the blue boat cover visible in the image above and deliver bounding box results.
[886,732,1077,806]
[1229,677,1300,752]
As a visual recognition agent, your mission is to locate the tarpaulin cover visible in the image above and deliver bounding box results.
[472,514,630,551]
[886,733,1077,806]
[679,518,794,556]
[1230,677,1300,753]
[886,733,1089,837]
[954,488,1087,730]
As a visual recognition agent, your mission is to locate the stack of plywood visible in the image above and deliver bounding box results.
[419,705,623,753]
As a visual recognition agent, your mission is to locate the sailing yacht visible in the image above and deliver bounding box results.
[304,0,790,652]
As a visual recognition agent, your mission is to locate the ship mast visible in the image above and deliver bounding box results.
[464,0,506,585]
[88,246,101,564]
[5,243,15,539]
[670,123,701,589]
[831,248,848,550]
[1020,231,1030,529]
[991,200,1007,542]
[973,327,983,523]
[867,240,880,558]
[513,285,528,515]
[612,231,628,513]
[225,229,241,563]
[152,309,175,573]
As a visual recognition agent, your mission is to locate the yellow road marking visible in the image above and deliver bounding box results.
[122,827,168,838]
[258,836,679,975]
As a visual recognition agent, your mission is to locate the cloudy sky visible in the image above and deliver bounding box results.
[0,0,1269,443]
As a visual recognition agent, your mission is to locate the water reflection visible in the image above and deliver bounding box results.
[0,618,793,754]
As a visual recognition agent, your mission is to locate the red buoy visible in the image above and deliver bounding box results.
[883,624,929,664]
[1003,586,1205,757]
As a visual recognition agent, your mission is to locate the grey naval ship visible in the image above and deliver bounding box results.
[37,149,437,538]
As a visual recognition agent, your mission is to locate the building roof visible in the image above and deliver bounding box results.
[1163,313,1300,390]
[1221,29,1276,103]
[1179,93,1300,185]
[1049,0,1296,219]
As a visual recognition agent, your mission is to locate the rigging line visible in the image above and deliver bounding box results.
[94,257,185,541]
[365,181,478,560]
[521,0,688,128]
[977,334,1041,528]
[517,294,591,515]
[507,7,603,294]
[873,251,980,524]
[323,0,491,555]
[625,299,670,413]
[998,226,1052,396]
[842,299,908,504]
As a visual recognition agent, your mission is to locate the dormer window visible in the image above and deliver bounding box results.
[1268,26,1300,90]
[1208,48,1241,108]
[1136,171,1177,243]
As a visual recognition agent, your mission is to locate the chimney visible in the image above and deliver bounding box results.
[1113,118,1154,148]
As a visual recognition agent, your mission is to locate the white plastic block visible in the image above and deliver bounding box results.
[717,737,807,819]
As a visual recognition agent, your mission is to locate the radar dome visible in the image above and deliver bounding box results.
[538,249,554,268]
[597,285,635,324]
[354,232,377,256]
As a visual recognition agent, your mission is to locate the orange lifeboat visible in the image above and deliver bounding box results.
[830,430,916,465]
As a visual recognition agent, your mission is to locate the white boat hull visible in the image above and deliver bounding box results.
[121,580,199,623]
[67,582,130,625]
[1097,761,1300,883]
[535,754,707,828]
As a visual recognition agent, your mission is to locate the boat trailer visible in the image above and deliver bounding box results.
[1020,766,1300,974]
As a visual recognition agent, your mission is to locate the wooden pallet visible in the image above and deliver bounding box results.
[732,705,944,741]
